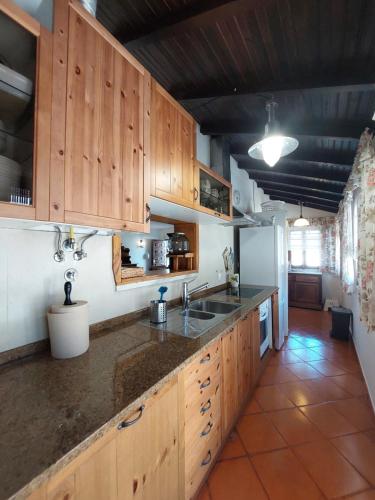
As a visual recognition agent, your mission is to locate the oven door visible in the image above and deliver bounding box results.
[259,299,272,357]
[260,317,269,357]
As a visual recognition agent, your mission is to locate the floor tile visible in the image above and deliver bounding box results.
[208,457,268,500]
[345,490,375,499]
[269,350,303,365]
[293,440,369,498]
[218,431,246,460]
[297,337,326,348]
[196,483,210,500]
[331,398,375,431]
[254,385,295,411]
[308,359,347,376]
[251,448,324,500]
[283,337,305,350]
[269,408,322,445]
[332,433,375,485]
[292,348,325,362]
[300,402,358,437]
[236,413,286,454]
[277,380,325,406]
[304,377,352,401]
[287,362,322,380]
[330,374,368,396]
[258,365,299,385]
[242,397,262,415]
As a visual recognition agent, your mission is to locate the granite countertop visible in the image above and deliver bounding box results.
[0,285,276,500]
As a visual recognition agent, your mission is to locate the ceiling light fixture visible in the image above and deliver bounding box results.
[248,101,299,167]
[293,201,310,227]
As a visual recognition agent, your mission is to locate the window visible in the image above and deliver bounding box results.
[290,228,321,269]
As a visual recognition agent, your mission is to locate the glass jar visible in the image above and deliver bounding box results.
[167,232,190,255]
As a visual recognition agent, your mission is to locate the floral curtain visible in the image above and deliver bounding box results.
[287,216,339,274]
[339,128,375,330]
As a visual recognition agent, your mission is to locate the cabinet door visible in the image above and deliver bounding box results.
[151,80,195,207]
[251,309,261,383]
[61,3,149,230]
[294,282,320,306]
[221,325,238,438]
[116,378,179,500]
[237,314,252,405]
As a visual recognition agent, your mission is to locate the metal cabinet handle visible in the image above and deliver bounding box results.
[193,187,199,201]
[214,212,222,217]
[200,353,211,364]
[145,203,151,223]
[201,421,213,437]
[229,327,234,333]
[201,399,211,414]
[201,450,212,466]
[242,315,248,321]
[200,377,211,389]
[117,405,145,429]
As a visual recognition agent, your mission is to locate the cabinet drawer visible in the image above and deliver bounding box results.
[185,423,221,500]
[295,274,320,283]
[185,413,221,471]
[185,370,221,431]
[184,339,221,387]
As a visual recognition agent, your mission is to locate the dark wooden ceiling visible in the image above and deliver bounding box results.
[96,0,375,213]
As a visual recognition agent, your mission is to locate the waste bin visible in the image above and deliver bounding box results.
[330,307,352,341]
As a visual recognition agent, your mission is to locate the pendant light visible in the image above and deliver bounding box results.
[248,101,299,167]
[293,202,309,227]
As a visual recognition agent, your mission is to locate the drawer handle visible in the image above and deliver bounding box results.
[229,327,234,333]
[194,187,199,201]
[242,315,248,321]
[201,399,211,414]
[200,353,211,364]
[201,450,212,466]
[200,377,211,389]
[117,405,145,429]
[201,421,213,437]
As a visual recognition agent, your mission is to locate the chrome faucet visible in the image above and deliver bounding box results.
[182,279,209,312]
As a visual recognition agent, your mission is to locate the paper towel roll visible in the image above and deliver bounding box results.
[47,301,89,359]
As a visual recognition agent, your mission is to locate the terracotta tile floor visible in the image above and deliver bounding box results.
[197,308,375,500]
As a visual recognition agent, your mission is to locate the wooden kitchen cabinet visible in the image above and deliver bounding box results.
[0,1,52,222]
[221,325,239,439]
[237,313,252,404]
[289,272,322,310]
[251,308,261,384]
[50,0,151,232]
[150,79,196,208]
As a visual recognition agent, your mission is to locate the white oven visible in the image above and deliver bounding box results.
[259,298,272,357]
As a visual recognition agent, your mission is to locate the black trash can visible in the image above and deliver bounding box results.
[330,307,352,341]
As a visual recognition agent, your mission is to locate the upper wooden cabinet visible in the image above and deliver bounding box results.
[150,79,195,208]
[50,0,151,232]
[0,1,52,221]
[194,161,232,221]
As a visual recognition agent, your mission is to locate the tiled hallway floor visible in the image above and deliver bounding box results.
[197,308,375,500]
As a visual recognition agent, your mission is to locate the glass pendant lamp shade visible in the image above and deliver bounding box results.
[248,101,299,167]
[293,202,309,227]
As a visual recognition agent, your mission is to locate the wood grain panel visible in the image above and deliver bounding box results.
[221,324,238,439]
[251,308,261,384]
[237,313,252,403]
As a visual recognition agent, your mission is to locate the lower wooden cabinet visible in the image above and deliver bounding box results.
[289,273,322,310]
[221,324,238,439]
[26,306,269,500]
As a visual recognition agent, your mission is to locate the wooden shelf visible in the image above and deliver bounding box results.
[119,269,197,286]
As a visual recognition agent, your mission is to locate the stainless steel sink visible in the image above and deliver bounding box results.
[181,309,215,320]
[190,300,241,315]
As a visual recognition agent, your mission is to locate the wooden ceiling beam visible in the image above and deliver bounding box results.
[201,119,369,140]
[263,188,339,206]
[233,149,354,167]
[268,195,338,214]
[243,168,346,190]
[255,180,344,199]
[122,0,273,49]
[178,79,375,101]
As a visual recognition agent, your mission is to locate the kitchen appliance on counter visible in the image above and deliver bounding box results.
[239,224,288,350]
[151,239,169,270]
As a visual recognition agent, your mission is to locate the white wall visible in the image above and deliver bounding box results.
[13,0,53,29]
[230,157,270,213]
[343,292,375,408]
[285,203,333,219]
[196,125,210,167]
[0,224,233,353]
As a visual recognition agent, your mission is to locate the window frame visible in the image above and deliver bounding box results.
[289,227,322,270]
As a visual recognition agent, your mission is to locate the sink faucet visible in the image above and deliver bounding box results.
[182,280,209,312]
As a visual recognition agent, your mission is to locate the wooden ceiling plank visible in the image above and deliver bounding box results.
[268,194,338,213]
[243,167,347,188]
[255,179,343,199]
[263,188,339,206]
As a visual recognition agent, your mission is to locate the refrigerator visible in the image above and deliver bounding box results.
[239,224,288,349]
